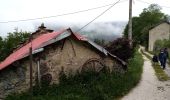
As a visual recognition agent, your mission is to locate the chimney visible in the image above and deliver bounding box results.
[38,23,47,32]
[31,23,54,39]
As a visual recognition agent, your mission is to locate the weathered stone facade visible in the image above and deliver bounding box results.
[0,33,125,99]
[148,22,170,51]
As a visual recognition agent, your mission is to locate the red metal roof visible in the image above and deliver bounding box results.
[73,32,87,41]
[0,28,126,70]
[0,29,66,70]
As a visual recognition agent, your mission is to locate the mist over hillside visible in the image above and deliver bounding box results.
[35,21,127,43]
[0,21,127,43]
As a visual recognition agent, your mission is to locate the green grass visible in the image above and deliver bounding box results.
[147,51,154,55]
[141,50,170,81]
[5,50,143,100]
[167,58,170,67]
[153,64,170,81]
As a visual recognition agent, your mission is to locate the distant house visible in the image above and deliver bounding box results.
[0,24,126,98]
[148,21,170,51]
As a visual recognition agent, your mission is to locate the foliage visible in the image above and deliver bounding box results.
[153,39,170,55]
[94,38,105,46]
[123,4,167,48]
[0,36,4,60]
[164,15,170,21]
[153,64,170,81]
[154,39,170,50]
[5,49,143,100]
[105,38,134,61]
[0,30,30,61]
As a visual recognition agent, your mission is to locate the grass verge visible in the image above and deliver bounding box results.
[167,59,170,67]
[5,50,143,100]
[141,50,170,81]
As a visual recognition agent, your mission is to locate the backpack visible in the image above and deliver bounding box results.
[152,55,158,62]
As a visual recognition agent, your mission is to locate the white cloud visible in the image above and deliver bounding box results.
[0,0,170,36]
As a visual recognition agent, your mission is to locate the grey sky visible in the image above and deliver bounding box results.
[0,0,170,37]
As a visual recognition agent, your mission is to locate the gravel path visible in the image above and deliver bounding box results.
[164,65,170,78]
[121,48,170,100]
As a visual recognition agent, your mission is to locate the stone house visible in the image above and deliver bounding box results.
[0,24,126,98]
[148,21,170,51]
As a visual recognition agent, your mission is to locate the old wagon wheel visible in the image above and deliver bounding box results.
[81,58,105,73]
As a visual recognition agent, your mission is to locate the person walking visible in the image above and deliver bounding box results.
[159,49,167,69]
[164,48,169,62]
[162,48,169,69]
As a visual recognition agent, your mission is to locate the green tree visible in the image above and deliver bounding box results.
[123,4,166,48]
[0,30,30,61]
[94,38,105,46]
[164,14,170,21]
[154,39,170,56]
[0,36,4,61]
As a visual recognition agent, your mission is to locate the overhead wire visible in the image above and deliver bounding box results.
[0,0,127,24]
[75,0,122,33]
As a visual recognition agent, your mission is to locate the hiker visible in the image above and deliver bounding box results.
[162,48,169,69]
[152,54,158,65]
[164,48,169,62]
[158,49,167,69]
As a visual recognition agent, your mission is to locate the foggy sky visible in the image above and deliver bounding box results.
[0,0,170,37]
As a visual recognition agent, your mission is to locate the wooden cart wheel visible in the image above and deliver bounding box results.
[81,58,105,72]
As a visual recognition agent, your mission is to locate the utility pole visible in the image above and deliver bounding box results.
[29,36,33,96]
[128,0,132,47]
[37,58,41,88]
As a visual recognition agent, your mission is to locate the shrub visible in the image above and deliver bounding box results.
[105,38,135,61]
[154,39,170,58]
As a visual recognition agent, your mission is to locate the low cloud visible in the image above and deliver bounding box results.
[77,22,127,42]
[0,21,127,43]
[35,21,127,42]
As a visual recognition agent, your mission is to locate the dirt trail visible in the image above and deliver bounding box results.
[121,47,170,100]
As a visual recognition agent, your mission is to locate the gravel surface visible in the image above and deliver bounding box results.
[164,65,170,78]
[121,48,170,100]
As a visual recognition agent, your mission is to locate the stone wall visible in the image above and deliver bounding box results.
[0,64,26,98]
[34,37,119,84]
[148,23,170,51]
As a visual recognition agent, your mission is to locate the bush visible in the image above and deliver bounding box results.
[105,38,135,61]
[154,39,170,57]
